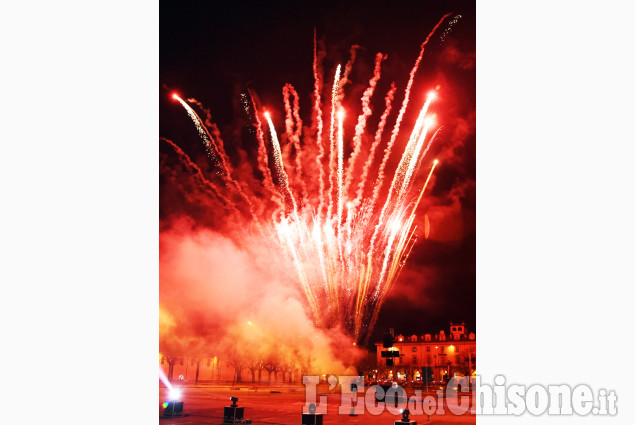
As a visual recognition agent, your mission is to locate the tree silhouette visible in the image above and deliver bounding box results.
[161,353,183,381]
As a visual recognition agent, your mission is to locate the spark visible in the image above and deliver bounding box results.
[313,29,326,217]
[264,111,298,214]
[355,82,397,206]
[165,21,449,343]
[327,64,342,221]
[371,13,451,209]
[344,52,386,201]
[336,108,345,230]
[440,14,463,42]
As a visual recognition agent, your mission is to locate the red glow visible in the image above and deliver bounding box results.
[162,15,454,347]
[424,214,430,239]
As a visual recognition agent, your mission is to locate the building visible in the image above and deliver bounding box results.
[374,322,475,383]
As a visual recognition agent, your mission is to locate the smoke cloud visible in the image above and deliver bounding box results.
[159,217,362,379]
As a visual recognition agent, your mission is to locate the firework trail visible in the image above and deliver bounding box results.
[160,137,238,215]
[282,84,307,205]
[313,29,326,217]
[411,127,443,195]
[185,97,233,174]
[343,52,386,202]
[359,92,438,317]
[371,13,451,209]
[366,160,438,334]
[355,82,396,206]
[165,17,454,343]
[264,111,299,215]
[392,92,436,202]
[336,108,345,231]
[171,94,256,216]
[326,64,342,221]
[340,45,360,99]
[246,90,284,210]
[283,86,296,142]
[172,94,225,174]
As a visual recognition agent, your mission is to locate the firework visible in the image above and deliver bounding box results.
[164,14,451,343]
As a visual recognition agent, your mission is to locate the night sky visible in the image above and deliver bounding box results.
[160,0,475,350]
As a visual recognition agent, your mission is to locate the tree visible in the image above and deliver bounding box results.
[263,360,278,383]
[273,363,282,382]
[226,348,246,384]
[190,354,211,385]
[162,353,183,381]
[287,363,299,383]
[280,363,290,382]
[246,359,264,384]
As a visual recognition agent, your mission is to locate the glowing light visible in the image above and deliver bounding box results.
[424,214,430,239]
[169,388,182,401]
[159,365,173,391]
[165,19,449,343]
[390,220,402,234]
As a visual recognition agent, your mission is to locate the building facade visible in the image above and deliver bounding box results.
[374,322,475,383]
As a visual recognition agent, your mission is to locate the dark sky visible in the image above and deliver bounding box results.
[160,0,475,350]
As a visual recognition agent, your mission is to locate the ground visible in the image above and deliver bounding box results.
[159,382,476,424]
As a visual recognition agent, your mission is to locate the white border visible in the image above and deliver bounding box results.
[478,0,635,423]
[0,1,158,423]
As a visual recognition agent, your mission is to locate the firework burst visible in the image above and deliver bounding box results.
[163,14,451,344]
